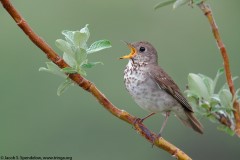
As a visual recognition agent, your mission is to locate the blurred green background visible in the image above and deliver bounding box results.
[1,0,240,159]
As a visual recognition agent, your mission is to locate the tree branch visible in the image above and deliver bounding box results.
[197,2,240,136]
[0,0,192,159]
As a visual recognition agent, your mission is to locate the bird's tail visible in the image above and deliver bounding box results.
[177,110,203,134]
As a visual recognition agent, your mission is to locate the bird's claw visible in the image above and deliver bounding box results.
[133,117,143,125]
[132,118,144,130]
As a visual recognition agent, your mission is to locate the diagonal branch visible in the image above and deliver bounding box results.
[197,2,240,136]
[0,0,192,159]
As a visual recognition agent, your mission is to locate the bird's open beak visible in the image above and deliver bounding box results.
[119,42,137,59]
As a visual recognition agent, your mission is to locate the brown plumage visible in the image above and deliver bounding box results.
[120,41,203,135]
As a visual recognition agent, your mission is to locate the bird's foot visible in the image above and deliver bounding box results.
[133,117,144,125]
[133,112,156,128]
[132,117,144,129]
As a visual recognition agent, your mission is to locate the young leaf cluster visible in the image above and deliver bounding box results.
[39,25,111,95]
[185,68,240,136]
[154,0,207,9]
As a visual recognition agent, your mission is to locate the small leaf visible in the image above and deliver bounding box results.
[200,102,210,110]
[61,67,77,74]
[216,68,224,77]
[189,99,207,115]
[188,73,210,100]
[62,30,74,45]
[82,62,103,68]
[173,0,189,9]
[80,24,90,42]
[75,48,87,65]
[207,114,218,123]
[185,90,200,101]
[87,40,111,54]
[211,106,233,113]
[63,52,77,67]
[57,78,73,96]
[217,125,235,136]
[219,89,232,109]
[55,39,74,56]
[77,68,87,76]
[211,94,220,100]
[154,0,176,10]
[39,62,66,78]
[210,94,221,105]
[199,74,214,96]
[73,31,88,49]
[192,0,206,5]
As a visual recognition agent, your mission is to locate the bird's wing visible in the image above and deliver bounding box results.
[148,66,193,112]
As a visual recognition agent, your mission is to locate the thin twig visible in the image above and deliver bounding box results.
[0,0,192,159]
[212,112,232,129]
[197,2,240,136]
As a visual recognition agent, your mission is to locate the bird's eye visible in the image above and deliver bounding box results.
[139,46,145,52]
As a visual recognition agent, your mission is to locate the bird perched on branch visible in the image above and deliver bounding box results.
[120,41,203,136]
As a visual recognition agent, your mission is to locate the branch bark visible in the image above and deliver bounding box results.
[0,0,192,159]
[198,2,240,136]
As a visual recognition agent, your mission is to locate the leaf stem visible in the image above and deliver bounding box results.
[197,2,240,136]
[0,0,191,159]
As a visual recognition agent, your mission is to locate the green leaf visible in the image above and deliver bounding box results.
[39,62,66,78]
[217,125,235,136]
[61,67,77,74]
[219,89,232,109]
[185,90,200,101]
[200,102,210,110]
[80,24,90,42]
[55,39,74,56]
[190,100,208,115]
[154,0,176,10]
[63,52,76,67]
[210,94,221,106]
[188,73,210,100]
[57,78,73,96]
[216,68,224,77]
[87,40,111,54]
[173,0,188,9]
[62,30,74,45]
[62,25,90,48]
[73,31,88,49]
[77,68,87,76]
[207,114,218,123]
[82,62,103,68]
[211,106,232,113]
[199,74,214,96]
[192,0,206,5]
[75,48,87,65]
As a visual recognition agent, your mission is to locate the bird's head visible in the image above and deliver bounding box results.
[120,41,158,64]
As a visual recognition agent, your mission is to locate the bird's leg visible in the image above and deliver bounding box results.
[140,112,156,123]
[157,111,170,138]
[134,112,156,125]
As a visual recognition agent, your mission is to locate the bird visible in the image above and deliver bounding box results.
[120,41,203,136]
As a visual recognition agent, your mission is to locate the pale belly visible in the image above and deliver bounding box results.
[124,63,180,113]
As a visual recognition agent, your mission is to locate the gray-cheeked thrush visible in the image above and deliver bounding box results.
[120,41,203,136]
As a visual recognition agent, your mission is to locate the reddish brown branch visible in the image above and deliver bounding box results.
[198,2,240,136]
[0,0,191,159]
